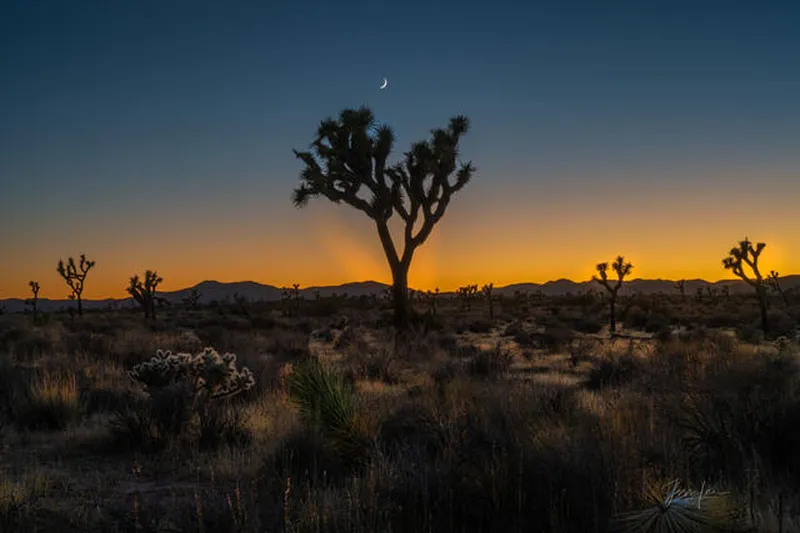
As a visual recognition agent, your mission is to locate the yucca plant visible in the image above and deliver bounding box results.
[287,358,369,462]
[613,479,741,532]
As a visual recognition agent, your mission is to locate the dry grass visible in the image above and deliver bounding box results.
[0,295,798,531]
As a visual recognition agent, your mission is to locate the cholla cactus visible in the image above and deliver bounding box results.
[130,347,255,401]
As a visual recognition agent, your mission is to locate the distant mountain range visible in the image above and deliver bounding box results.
[2,276,799,314]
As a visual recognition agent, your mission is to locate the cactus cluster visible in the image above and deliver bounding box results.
[130,347,255,401]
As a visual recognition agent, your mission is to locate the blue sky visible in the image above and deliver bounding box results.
[2,1,800,297]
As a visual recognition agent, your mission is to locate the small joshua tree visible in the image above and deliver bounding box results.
[183,287,201,309]
[722,238,769,336]
[592,255,634,334]
[674,279,686,301]
[56,254,95,317]
[425,288,440,316]
[280,286,293,316]
[26,281,40,323]
[767,270,789,307]
[457,284,479,311]
[482,283,495,320]
[127,270,163,320]
[292,283,301,312]
[292,107,475,330]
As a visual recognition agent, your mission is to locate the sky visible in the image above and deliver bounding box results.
[2,1,800,299]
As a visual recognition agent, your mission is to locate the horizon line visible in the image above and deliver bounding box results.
[3,274,797,301]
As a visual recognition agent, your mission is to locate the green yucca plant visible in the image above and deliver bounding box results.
[613,479,740,532]
[287,358,369,461]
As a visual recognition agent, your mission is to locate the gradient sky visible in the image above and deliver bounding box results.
[2,1,800,299]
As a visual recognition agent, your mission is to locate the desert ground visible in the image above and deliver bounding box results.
[1,289,800,532]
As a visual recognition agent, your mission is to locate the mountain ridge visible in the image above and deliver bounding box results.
[2,276,799,314]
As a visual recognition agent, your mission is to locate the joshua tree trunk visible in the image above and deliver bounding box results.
[756,286,769,336]
[76,296,83,317]
[391,264,410,329]
[609,295,617,333]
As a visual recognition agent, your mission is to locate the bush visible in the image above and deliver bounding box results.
[468,346,513,379]
[110,347,254,450]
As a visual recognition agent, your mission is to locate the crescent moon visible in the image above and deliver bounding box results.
[380,78,388,89]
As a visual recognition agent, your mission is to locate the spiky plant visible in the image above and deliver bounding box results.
[613,479,740,532]
[767,270,789,307]
[286,358,368,462]
[26,281,40,323]
[482,283,494,319]
[127,270,163,320]
[722,238,769,336]
[56,254,95,316]
[292,107,475,330]
[593,255,634,334]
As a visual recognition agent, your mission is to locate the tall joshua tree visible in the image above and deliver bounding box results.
[592,256,633,334]
[57,254,95,317]
[723,238,769,335]
[127,270,163,320]
[292,107,475,330]
[27,281,40,323]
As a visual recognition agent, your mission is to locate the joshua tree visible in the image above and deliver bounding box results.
[457,284,479,311]
[56,254,95,317]
[482,283,495,320]
[674,279,686,301]
[127,270,163,320]
[183,287,201,309]
[291,106,475,330]
[26,281,40,323]
[280,286,293,317]
[722,238,769,336]
[592,256,634,334]
[766,270,789,307]
[292,283,302,312]
[425,288,440,316]
[313,289,321,301]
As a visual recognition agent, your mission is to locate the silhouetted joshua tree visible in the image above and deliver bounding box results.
[292,283,302,312]
[674,279,686,301]
[183,287,201,309]
[56,254,95,317]
[425,288,440,316]
[458,284,479,311]
[291,106,475,330]
[767,270,789,307]
[26,281,40,323]
[722,238,769,336]
[127,270,163,320]
[482,283,495,320]
[592,256,633,334]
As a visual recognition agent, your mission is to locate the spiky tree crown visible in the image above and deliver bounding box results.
[722,237,765,286]
[593,255,633,294]
[57,254,95,293]
[292,107,474,262]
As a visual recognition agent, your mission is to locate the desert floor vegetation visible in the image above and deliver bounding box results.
[1,292,800,532]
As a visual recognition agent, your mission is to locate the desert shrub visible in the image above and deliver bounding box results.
[502,320,524,337]
[466,318,493,334]
[644,312,670,333]
[512,330,535,347]
[14,373,82,431]
[287,358,370,463]
[736,322,764,344]
[572,316,603,334]
[768,310,797,339]
[110,347,254,450]
[344,348,398,384]
[468,346,513,379]
[624,305,648,329]
[586,352,641,390]
[539,324,575,353]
